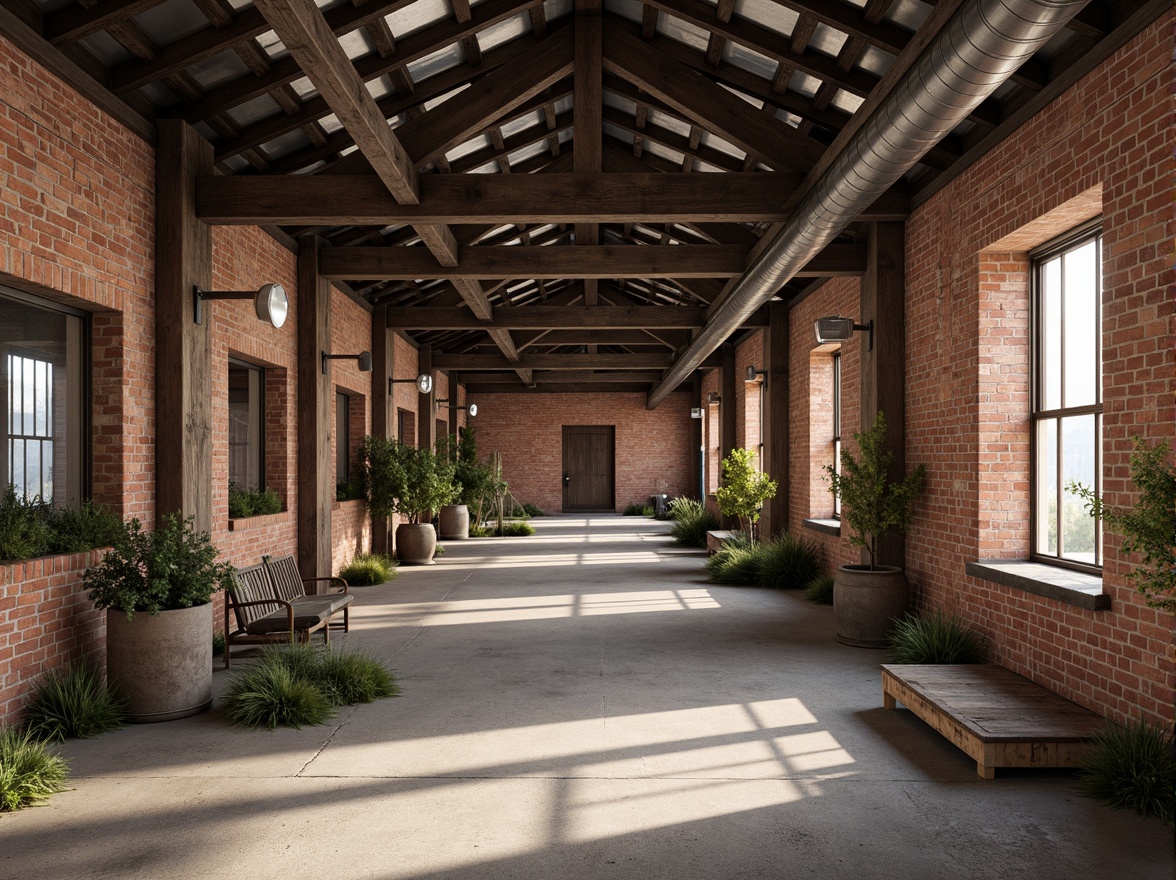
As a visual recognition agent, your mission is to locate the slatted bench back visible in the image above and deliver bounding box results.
[265,554,307,602]
[228,564,276,630]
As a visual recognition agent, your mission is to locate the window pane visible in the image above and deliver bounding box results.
[1041,257,1062,410]
[1035,418,1058,555]
[1060,414,1096,563]
[1063,240,1098,407]
[228,363,263,489]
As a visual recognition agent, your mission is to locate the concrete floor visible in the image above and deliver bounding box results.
[1,516,1170,879]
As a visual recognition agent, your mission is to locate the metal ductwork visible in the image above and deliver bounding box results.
[647,0,1089,409]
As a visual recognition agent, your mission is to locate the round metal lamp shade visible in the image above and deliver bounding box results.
[255,282,289,329]
[467,403,477,417]
[416,373,434,394]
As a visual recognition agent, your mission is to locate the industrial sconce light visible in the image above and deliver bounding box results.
[707,391,721,404]
[690,407,703,419]
[390,374,434,394]
[814,315,873,350]
[436,398,477,417]
[745,365,767,383]
[321,350,373,374]
[193,282,288,328]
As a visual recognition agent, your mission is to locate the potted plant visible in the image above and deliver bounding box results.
[83,513,234,721]
[359,438,457,564]
[436,428,493,540]
[824,411,925,647]
[715,447,777,540]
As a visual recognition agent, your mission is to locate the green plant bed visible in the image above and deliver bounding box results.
[757,533,822,589]
[0,486,121,562]
[705,536,761,585]
[228,483,282,518]
[805,574,835,605]
[1078,716,1176,822]
[24,662,125,741]
[667,498,720,548]
[471,521,536,537]
[0,726,68,812]
[622,503,646,516]
[887,611,986,664]
[338,553,398,586]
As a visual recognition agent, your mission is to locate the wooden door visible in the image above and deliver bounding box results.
[562,426,615,512]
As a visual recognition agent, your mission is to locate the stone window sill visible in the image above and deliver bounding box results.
[803,518,841,537]
[966,560,1110,611]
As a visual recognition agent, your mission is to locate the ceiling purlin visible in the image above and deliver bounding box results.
[44,0,163,45]
[574,0,604,311]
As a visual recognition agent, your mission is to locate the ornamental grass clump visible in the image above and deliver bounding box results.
[756,533,822,590]
[1078,716,1176,823]
[24,662,124,742]
[705,533,761,585]
[0,726,68,812]
[312,650,400,705]
[805,574,835,605]
[668,497,720,548]
[887,610,986,664]
[222,657,334,731]
[338,553,398,586]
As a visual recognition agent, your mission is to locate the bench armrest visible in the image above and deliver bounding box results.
[301,575,349,595]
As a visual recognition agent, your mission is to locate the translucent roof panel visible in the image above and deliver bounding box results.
[408,45,465,82]
[657,15,712,53]
[386,0,453,41]
[722,41,778,83]
[735,0,799,40]
[479,13,532,53]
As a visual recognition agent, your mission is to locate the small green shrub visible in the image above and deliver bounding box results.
[0,487,123,562]
[222,655,335,731]
[622,503,645,516]
[887,611,986,664]
[468,523,491,537]
[24,663,124,742]
[757,533,822,590]
[0,487,52,561]
[521,503,544,517]
[338,553,398,586]
[228,483,282,518]
[313,650,400,705]
[499,521,535,537]
[805,574,835,605]
[1078,716,1176,822]
[335,480,364,502]
[667,498,720,548]
[46,499,122,554]
[706,537,764,585]
[0,726,68,811]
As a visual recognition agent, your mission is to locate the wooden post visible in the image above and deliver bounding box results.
[371,304,392,554]
[448,376,460,441]
[762,301,790,539]
[690,375,703,501]
[417,344,435,452]
[860,221,906,568]
[297,235,333,580]
[155,120,213,533]
[719,342,738,529]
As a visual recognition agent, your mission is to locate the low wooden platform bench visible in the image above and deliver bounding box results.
[224,557,352,669]
[706,530,738,555]
[881,664,1104,779]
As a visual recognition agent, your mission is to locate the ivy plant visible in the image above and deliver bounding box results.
[715,447,777,539]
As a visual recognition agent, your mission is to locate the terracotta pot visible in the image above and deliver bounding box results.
[396,522,438,565]
[833,565,910,648]
[438,504,470,540]
[106,603,213,722]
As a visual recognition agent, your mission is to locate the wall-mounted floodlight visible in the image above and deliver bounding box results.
[707,391,721,404]
[436,398,477,417]
[322,350,373,374]
[814,316,873,350]
[745,365,767,383]
[390,374,434,394]
[193,283,288,328]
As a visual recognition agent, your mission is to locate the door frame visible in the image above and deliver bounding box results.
[561,425,616,512]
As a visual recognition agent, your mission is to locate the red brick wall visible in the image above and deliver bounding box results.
[902,17,1173,726]
[470,392,695,514]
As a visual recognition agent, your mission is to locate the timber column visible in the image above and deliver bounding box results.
[155,120,213,533]
[417,344,435,451]
[297,235,332,579]
[761,301,790,539]
[371,304,393,554]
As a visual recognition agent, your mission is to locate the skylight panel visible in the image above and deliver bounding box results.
[500,111,544,138]
[224,93,283,129]
[734,0,799,40]
[807,22,848,57]
[721,40,778,82]
[385,0,452,40]
[657,15,711,53]
[646,109,692,138]
[855,45,893,78]
[184,49,252,92]
[479,13,531,52]
[408,45,465,82]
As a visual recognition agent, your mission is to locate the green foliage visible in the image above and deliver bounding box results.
[83,513,234,619]
[222,657,335,731]
[521,503,544,517]
[335,480,364,502]
[1070,437,1176,613]
[705,535,762,585]
[805,574,835,605]
[24,663,125,742]
[0,726,68,811]
[756,533,822,590]
[439,428,497,510]
[227,483,282,518]
[0,487,121,562]
[715,448,777,538]
[224,644,399,729]
[824,411,925,568]
[667,497,720,548]
[472,520,536,537]
[887,611,986,664]
[337,553,398,586]
[1078,716,1176,822]
[212,632,225,657]
[358,438,457,523]
[622,503,648,516]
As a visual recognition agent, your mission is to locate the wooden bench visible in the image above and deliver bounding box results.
[706,530,738,555]
[223,560,353,669]
[263,554,351,634]
[881,664,1104,779]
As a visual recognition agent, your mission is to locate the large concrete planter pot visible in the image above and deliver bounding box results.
[106,603,212,722]
[833,565,909,648]
[438,504,470,540]
[396,522,437,565]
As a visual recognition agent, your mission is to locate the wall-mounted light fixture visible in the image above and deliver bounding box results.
[814,315,873,350]
[690,407,704,419]
[707,391,721,404]
[322,350,373,374]
[436,398,477,417]
[193,283,288,328]
[390,374,434,394]
[745,365,767,383]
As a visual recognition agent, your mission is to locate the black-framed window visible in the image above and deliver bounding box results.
[336,391,350,486]
[1031,224,1102,569]
[228,359,265,490]
[832,352,842,518]
[2,290,87,505]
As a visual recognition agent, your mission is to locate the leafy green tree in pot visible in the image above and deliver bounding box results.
[358,438,457,524]
[715,447,778,540]
[824,411,925,570]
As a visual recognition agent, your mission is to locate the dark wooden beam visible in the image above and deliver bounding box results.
[297,235,333,579]
[473,370,669,383]
[45,0,162,46]
[388,305,706,329]
[154,120,212,531]
[467,383,680,394]
[435,353,675,370]
[575,1,603,305]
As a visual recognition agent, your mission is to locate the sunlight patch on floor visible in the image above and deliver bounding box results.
[379,589,720,626]
[431,549,672,569]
